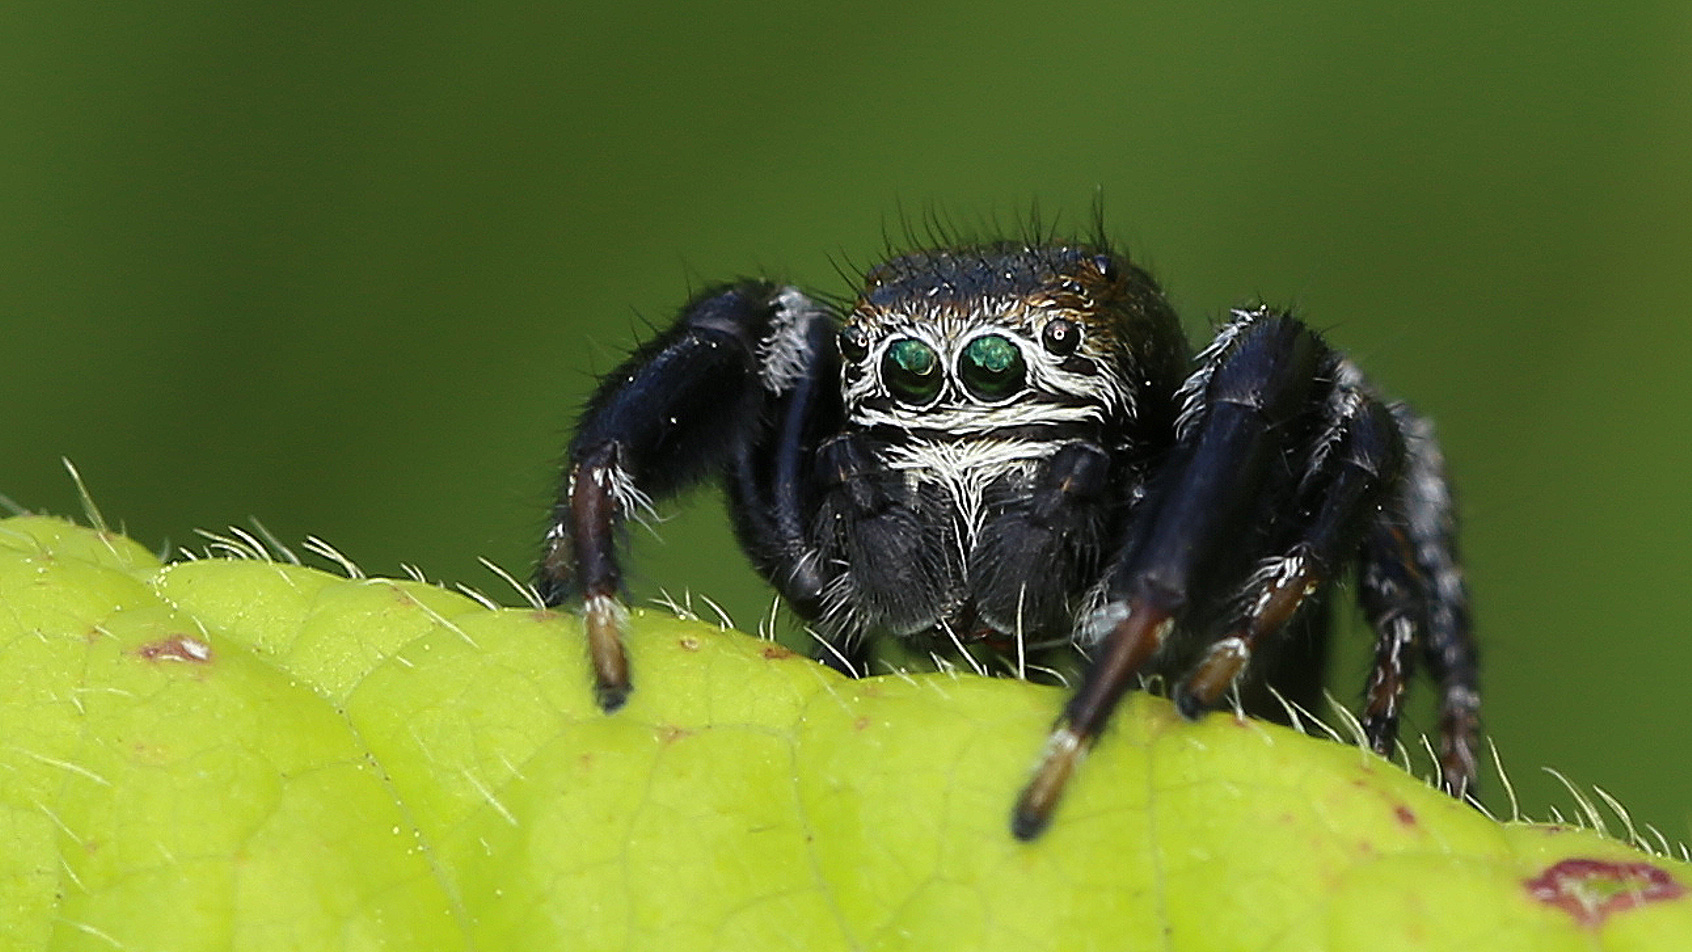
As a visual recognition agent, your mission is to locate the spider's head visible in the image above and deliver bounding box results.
[837,243,1164,433]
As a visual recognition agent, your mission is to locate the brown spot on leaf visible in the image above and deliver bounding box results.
[134,635,213,664]
[853,715,873,732]
[1525,858,1685,927]
[656,724,694,745]
[1394,805,1417,827]
[678,636,701,651]
[761,644,796,660]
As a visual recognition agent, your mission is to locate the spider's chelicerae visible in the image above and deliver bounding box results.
[536,237,1479,839]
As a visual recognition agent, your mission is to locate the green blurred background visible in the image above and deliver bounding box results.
[5,2,1690,842]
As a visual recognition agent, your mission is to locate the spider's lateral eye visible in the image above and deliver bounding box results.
[959,334,1027,401]
[1092,254,1116,279]
[838,325,870,362]
[882,337,942,404]
[1040,318,1081,357]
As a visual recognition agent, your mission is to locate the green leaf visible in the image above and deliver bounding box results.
[2,514,1689,950]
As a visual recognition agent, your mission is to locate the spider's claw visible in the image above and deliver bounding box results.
[584,593,632,713]
[1437,689,1482,801]
[594,679,630,713]
[1171,682,1207,721]
[1012,726,1084,841]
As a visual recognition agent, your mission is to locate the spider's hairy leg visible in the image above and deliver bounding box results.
[1356,517,1424,760]
[538,281,814,712]
[1014,311,1323,840]
[1391,406,1479,799]
[1174,377,1407,719]
[725,301,845,639]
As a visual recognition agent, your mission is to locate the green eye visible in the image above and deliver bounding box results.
[959,334,1026,400]
[882,338,942,404]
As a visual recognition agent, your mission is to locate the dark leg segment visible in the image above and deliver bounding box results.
[1174,393,1406,719]
[1393,407,1480,799]
[1239,595,1330,724]
[556,442,635,711]
[727,303,843,620]
[1014,309,1325,839]
[537,282,830,711]
[1356,518,1423,757]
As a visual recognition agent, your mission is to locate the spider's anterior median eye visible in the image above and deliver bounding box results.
[959,334,1027,400]
[882,337,943,403]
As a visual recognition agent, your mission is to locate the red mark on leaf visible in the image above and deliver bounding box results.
[134,635,213,664]
[1525,858,1685,927]
[761,645,796,660]
[1393,805,1417,827]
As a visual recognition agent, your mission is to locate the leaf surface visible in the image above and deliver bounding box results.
[2,515,1687,950]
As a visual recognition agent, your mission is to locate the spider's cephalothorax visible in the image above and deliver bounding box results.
[537,240,1479,840]
[813,247,1187,653]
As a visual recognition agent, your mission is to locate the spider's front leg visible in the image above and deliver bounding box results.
[1013,310,1329,838]
[537,282,829,711]
[1014,308,1448,839]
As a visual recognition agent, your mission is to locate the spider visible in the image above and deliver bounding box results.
[536,236,1479,840]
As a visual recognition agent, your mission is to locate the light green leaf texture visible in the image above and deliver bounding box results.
[2,514,1688,951]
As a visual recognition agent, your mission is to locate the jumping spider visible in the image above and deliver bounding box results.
[537,238,1479,839]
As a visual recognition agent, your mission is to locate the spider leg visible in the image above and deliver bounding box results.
[724,305,852,667]
[1014,308,1328,839]
[1173,378,1406,719]
[537,282,830,711]
[1355,515,1424,761]
[1391,406,1479,798]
